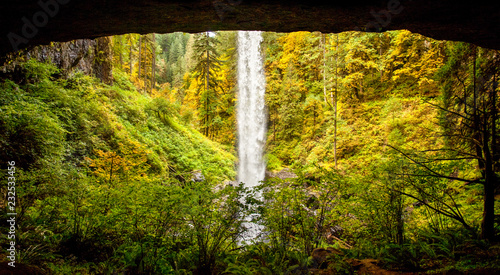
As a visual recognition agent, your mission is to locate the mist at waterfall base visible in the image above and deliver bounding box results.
[237,31,267,242]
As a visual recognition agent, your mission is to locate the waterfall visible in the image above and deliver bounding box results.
[237,31,267,188]
[237,31,267,240]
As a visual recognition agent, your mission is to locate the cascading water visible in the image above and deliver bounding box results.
[237,31,267,241]
[237,31,267,188]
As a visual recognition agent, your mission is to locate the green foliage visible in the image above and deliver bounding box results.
[156,32,190,87]
[0,100,65,169]
[2,29,500,274]
[259,32,498,269]
[184,182,247,274]
[258,172,343,260]
[0,58,237,274]
[23,58,60,82]
[265,153,283,171]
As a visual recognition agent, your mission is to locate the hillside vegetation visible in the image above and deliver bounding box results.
[0,59,238,273]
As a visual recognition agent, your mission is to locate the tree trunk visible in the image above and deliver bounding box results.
[312,104,316,139]
[273,108,276,143]
[138,35,142,82]
[129,34,133,76]
[322,34,328,106]
[472,46,484,176]
[491,74,498,169]
[379,42,383,81]
[481,137,496,241]
[151,33,156,93]
[93,37,113,85]
[119,36,123,70]
[470,45,496,241]
[205,32,210,137]
[334,33,339,169]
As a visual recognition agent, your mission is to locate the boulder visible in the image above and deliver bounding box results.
[347,259,400,275]
[265,168,298,181]
[191,170,205,182]
[275,168,298,180]
[0,261,46,275]
[311,247,342,269]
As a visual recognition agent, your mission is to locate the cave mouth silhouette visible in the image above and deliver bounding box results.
[1,0,499,55]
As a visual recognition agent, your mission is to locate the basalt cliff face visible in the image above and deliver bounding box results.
[1,0,499,54]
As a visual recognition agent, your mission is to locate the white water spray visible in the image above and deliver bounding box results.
[237,31,267,240]
[237,31,267,188]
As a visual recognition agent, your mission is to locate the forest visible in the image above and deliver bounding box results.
[0,30,499,274]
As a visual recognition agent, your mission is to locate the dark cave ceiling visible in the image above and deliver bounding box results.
[1,0,499,54]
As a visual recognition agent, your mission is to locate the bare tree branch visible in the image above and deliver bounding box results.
[385,144,481,184]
